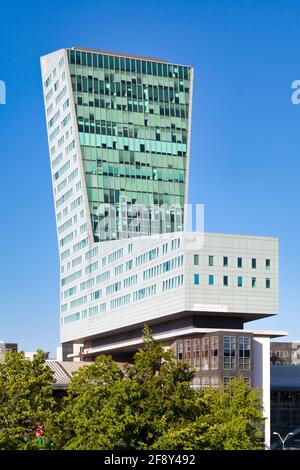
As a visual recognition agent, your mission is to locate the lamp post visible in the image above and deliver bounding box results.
[273,432,294,450]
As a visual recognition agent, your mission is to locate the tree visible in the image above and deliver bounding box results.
[0,350,55,450]
[152,376,264,450]
[46,327,264,450]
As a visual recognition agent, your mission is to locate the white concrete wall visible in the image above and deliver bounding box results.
[55,231,278,344]
[253,336,271,449]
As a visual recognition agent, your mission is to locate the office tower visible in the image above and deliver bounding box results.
[41,47,284,447]
[44,48,192,243]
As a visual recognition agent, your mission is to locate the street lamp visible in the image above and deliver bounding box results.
[273,431,294,450]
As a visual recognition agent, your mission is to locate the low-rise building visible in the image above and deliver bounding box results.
[270,341,300,366]
[271,365,300,449]
[0,341,18,363]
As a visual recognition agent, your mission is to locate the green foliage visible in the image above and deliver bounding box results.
[0,350,55,450]
[153,377,264,450]
[46,327,264,450]
[0,330,264,450]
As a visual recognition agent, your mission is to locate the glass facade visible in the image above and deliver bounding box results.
[67,49,192,241]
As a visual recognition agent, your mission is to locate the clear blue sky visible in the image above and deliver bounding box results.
[0,0,299,354]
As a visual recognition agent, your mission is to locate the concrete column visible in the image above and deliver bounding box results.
[253,336,271,449]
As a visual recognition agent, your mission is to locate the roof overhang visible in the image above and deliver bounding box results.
[69,327,288,359]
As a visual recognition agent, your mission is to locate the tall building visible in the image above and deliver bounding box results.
[41,47,286,447]
[42,47,192,244]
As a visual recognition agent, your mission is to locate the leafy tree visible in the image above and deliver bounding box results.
[45,354,124,449]
[0,350,55,450]
[152,376,264,450]
[46,327,264,450]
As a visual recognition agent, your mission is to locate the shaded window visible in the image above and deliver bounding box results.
[224,336,236,369]
[177,340,183,360]
[194,274,199,285]
[266,278,271,288]
[194,254,199,265]
[244,377,251,388]
[237,257,242,268]
[252,277,257,288]
[224,377,232,386]
[223,275,228,286]
[223,256,228,267]
[266,259,271,269]
[209,275,214,285]
[208,255,214,266]
[252,258,256,269]
[237,276,243,287]
[239,337,251,370]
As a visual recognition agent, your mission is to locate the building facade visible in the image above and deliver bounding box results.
[0,342,18,363]
[41,47,285,447]
[271,365,300,449]
[270,341,300,366]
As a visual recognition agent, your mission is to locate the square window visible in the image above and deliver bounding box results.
[237,276,243,287]
[209,275,214,285]
[223,256,228,267]
[237,257,242,268]
[266,278,271,288]
[223,275,228,286]
[194,254,199,265]
[252,258,256,269]
[208,255,214,267]
[252,277,256,288]
[194,274,199,285]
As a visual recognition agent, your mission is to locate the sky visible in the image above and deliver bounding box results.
[0,0,300,355]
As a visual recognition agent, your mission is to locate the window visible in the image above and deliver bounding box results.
[208,255,214,267]
[194,274,199,285]
[177,340,183,361]
[237,276,243,287]
[224,336,236,369]
[244,377,251,388]
[239,337,251,370]
[201,337,209,370]
[223,256,228,267]
[223,275,228,286]
[209,275,214,285]
[211,376,219,388]
[237,257,242,268]
[224,377,232,386]
[266,278,271,288]
[192,377,201,388]
[266,259,271,269]
[193,339,200,369]
[211,336,219,369]
[194,254,199,265]
[252,277,257,288]
[252,258,256,269]
[184,339,192,364]
[201,377,209,387]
